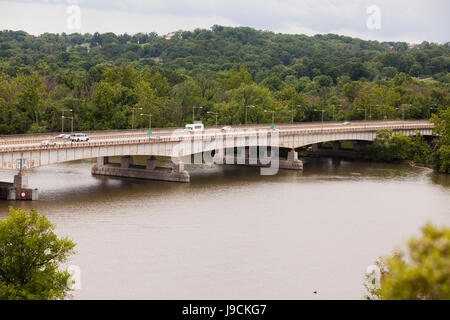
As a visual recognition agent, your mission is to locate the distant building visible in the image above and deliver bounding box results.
[165,33,175,40]
[165,32,182,40]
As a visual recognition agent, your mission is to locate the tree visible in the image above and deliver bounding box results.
[365,223,450,300]
[431,109,450,173]
[0,207,76,300]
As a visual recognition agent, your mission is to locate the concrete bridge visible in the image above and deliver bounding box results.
[0,120,434,200]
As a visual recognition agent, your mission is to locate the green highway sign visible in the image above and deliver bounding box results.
[147,130,152,135]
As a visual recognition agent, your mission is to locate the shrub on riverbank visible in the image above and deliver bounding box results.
[431,109,450,174]
[362,129,432,164]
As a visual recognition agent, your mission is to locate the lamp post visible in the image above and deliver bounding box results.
[65,114,74,132]
[334,104,342,121]
[207,111,219,127]
[264,110,275,126]
[61,109,72,132]
[245,105,255,125]
[357,107,367,121]
[314,108,325,131]
[132,107,143,129]
[395,105,407,121]
[140,113,152,130]
[291,105,302,124]
[430,104,439,118]
[373,105,381,120]
[193,106,203,122]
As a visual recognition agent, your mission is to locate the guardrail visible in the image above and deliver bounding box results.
[0,122,434,154]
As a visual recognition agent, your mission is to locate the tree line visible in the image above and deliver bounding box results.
[0,26,448,135]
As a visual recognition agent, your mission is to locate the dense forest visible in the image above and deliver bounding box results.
[0,25,448,135]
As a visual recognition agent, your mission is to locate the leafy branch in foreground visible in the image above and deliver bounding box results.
[365,223,450,300]
[0,207,76,300]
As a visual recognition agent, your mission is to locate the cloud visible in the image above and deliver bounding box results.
[0,0,448,43]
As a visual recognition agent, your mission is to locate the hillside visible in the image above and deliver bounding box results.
[0,26,448,136]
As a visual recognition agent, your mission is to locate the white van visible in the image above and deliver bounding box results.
[70,133,89,142]
[184,123,204,132]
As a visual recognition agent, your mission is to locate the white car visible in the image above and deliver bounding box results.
[55,133,71,139]
[343,121,351,125]
[70,133,89,142]
[41,139,56,146]
[221,126,232,131]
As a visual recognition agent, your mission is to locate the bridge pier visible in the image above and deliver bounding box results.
[91,156,190,183]
[213,147,303,170]
[0,170,38,200]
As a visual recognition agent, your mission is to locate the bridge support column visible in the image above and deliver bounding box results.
[353,142,362,151]
[0,170,38,201]
[92,156,189,183]
[121,155,133,168]
[332,141,341,151]
[282,149,303,170]
[312,144,320,152]
[97,156,109,166]
[213,147,303,171]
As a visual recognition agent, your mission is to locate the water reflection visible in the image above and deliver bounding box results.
[0,157,448,299]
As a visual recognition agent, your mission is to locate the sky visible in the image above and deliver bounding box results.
[0,0,449,43]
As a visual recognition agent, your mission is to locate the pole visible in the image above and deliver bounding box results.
[245,105,247,125]
[149,114,152,130]
[291,105,294,124]
[61,110,65,133]
[321,109,324,131]
[71,115,74,132]
[132,107,135,129]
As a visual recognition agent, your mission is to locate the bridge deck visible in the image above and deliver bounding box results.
[0,120,434,154]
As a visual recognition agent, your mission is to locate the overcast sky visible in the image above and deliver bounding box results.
[0,0,448,43]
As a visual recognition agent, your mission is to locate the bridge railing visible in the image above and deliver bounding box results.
[0,122,434,154]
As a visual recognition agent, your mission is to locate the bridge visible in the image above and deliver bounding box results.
[0,120,434,200]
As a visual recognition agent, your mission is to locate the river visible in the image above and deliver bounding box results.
[0,158,449,299]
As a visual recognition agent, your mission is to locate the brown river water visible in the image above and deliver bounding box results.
[0,157,449,299]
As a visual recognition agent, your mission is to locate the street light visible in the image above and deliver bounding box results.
[132,107,143,129]
[245,105,255,125]
[357,107,367,121]
[66,115,74,132]
[291,105,302,124]
[314,108,325,131]
[193,106,203,122]
[334,104,342,121]
[61,109,72,132]
[140,113,152,130]
[430,104,439,118]
[395,105,408,121]
[264,110,275,126]
[207,111,219,127]
[373,105,381,120]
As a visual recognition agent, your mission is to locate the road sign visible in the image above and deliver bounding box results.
[270,125,275,129]
[147,130,152,135]
[16,158,27,170]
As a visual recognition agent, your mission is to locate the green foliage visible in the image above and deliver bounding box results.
[365,223,450,300]
[431,109,450,173]
[0,28,448,174]
[0,207,76,300]
[363,129,432,163]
